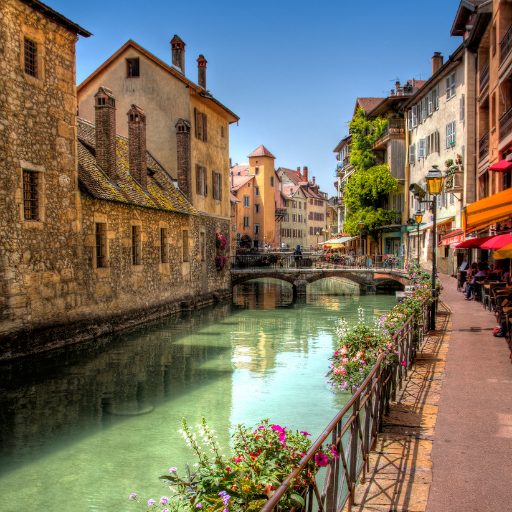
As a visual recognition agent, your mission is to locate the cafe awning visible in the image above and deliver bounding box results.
[324,236,357,246]
[480,233,512,250]
[439,229,464,246]
[419,216,455,231]
[454,235,494,249]
[463,188,512,234]
[489,160,512,172]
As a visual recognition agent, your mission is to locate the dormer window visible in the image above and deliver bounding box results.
[126,58,140,77]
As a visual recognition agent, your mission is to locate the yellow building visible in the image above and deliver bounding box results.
[77,38,238,221]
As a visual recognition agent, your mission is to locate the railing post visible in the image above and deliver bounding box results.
[348,394,360,511]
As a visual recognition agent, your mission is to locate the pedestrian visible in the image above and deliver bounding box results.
[281,242,285,252]
[294,244,302,269]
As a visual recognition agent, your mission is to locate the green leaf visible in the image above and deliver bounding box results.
[290,493,306,507]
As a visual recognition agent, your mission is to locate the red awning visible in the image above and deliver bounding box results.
[480,233,512,250]
[439,229,464,246]
[489,160,512,172]
[455,235,495,249]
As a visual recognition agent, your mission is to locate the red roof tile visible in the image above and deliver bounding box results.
[231,174,254,191]
[230,164,249,176]
[357,97,385,113]
[248,145,276,159]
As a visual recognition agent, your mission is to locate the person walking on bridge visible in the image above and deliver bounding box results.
[294,244,302,269]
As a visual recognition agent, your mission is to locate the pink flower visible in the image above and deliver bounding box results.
[300,431,311,436]
[401,360,407,366]
[330,447,339,459]
[315,453,328,467]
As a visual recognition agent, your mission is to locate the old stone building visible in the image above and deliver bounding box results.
[0,1,234,361]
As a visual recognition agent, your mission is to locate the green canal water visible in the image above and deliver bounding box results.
[0,279,396,512]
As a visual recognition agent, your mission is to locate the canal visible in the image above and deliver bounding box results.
[0,278,396,512]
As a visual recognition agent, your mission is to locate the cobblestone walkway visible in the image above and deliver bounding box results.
[347,305,451,512]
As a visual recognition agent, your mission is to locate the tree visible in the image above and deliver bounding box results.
[344,109,400,253]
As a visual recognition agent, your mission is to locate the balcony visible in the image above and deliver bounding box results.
[373,119,405,150]
[275,208,287,221]
[479,63,489,93]
[500,106,512,142]
[445,171,464,193]
[479,131,489,161]
[501,24,512,64]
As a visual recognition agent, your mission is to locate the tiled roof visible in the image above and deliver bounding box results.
[231,174,254,191]
[230,164,249,176]
[77,118,196,215]
[248,145,276,159]
[278,167,302,185]
[357,97,385,113]
[282,185,300,196]
[230,192,241,203]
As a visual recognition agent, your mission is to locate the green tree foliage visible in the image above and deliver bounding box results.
[345,109,400,251]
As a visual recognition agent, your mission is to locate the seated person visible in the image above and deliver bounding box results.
[494,277,512,337]
[465,264,487,300]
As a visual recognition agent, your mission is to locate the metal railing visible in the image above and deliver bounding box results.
[259,299,429,512]
[479,131,489,160]
[479,63,489,93]
[500,106,512,142]
[500,24,512,64]
[230,253,405,271]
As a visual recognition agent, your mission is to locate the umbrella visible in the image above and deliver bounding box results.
[480,233,512,251]
[493,243,512,259]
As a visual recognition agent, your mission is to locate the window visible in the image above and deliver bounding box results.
[243,215,250,228]
[503,170,512,190]
[434,84,440,110]
[459,94,465,123]
[421,98,427,123]
[446,121,456,147]
[247,182,250,188]
[194,108,207,142]
[408,144,416,164]
[309,227,313,235]
[298,214,302,223]
[182,230,189,262]
[426,131,439,156]
[254,223,260,234]
[450,193,455,205]
[126,58,140,77]
[221,126,224,138]
[292,214,297,222]
[255,166,259,175]
[212,170,222,201]
[196,165,207,196]
[24,38,37,77]
[132,225,142,265]
[23,170,39,220]
[492,93,497,130]
[254,186,259,196]
[200,232,205,261]
[96,223,107,268]
[243,195,250,207]
[270,176,274,187]
[310,199,313,205]
[418,139,426,160]
[160,228,169,263]
[446,72,456,100]
[412,105,418,127]
[428,90,433,115]
[255,204,260,214]
[293,229,297,238]
[293,200,296,208]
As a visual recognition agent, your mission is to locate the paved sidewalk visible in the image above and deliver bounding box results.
[425,274,512,512]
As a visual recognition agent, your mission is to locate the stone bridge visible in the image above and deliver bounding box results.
[230,268,410,295]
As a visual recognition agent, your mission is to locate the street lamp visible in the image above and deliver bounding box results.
[358,220,364,257]
[414,209,423,266]
[425,165,444,332]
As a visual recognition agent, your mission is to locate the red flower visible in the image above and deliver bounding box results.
[314,453,328,467]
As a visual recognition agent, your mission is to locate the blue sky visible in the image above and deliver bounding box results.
[51,0,464,196]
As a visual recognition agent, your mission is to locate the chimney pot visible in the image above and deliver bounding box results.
[127,104,147,189]
[312,176,316,185]
[175,118,192,200]
[170,35,186,74]
[94,86,117,181]
[431,52,443,76]
[197,54,207,89]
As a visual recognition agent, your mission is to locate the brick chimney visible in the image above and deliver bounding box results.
[197,54,207,89]
[296,166,301,178]
[303,166,308,182]
[171,35,186,74]
[395,80,400,94]
[127,104,147,189]
[432,52,443,76]
[94,86,117,180]
[175,118,192,200]
[312,176,316,186]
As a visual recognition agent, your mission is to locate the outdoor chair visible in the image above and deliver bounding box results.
[483,280,501,310]
[474,276,486,303]
[488,282,508,311]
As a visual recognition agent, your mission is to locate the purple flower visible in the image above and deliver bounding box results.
[160,497,169,504]
[196,504,203,508]
[315,453,328,467]
[218,491,227,497]
[129,493,137,500]
[300,431,311,436]
[163,510,170,512]
[148,499,156,506]
[169,467,177,473]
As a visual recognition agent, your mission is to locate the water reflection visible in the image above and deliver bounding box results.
[0,278,396,512]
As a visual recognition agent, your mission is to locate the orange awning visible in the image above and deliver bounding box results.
[463,188,512,234]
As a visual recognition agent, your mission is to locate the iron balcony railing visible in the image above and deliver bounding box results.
[230,253,406,271]
[500,24,512,64]
[259,298,430,512]
[479,131,489,160]
[500,106,512,142]
[479,63,489,92]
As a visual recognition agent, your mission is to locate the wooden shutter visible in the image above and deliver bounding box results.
[218,173,222,201]
[446,76,450,100]
[435,84,440,110]
[446,124,450,148]
[428,90,433,115]
[412,105,418,127]
[202,113,207,142]
[459,94,465,122]
[204,166,208,196]
[407,110,413,130]
[194,108,199,138]
[196,164,201,194]
[435,130,439,153]
[212,170,216,199]
[452,122,456,145]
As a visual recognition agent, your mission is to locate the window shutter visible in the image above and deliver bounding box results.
[435,84,440,110]
[412,105,418,127]
[452,121,456,145]
[460,95,465,122]
[196,164,201,194]
[202,113,207,142]
[428,90,433,115]
[408,110,413,130]
[426,135,430,156]
[219,173,222,201]
[204,167,208,196]
[446,124,450,148]
[435,130,439,153]
[461,145,465,165]
[212,170,216,199]
[422,98,427,122]
[446,76,450,100]
[194,108,199,138]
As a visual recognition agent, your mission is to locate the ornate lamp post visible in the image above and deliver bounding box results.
[425,165,444,332]
[414,210,423,265]
[358,220,364,257]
